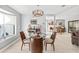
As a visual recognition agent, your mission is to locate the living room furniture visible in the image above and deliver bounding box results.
[20,31,30,51]
[68,20,79,33]
[71,30,79,46]
[31,33,43,53]
[44,32,56,51]
[56,26,65,33]
[56,19,65,33]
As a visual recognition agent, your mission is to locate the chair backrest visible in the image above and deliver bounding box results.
[20,31,26,41]
[31,36,43,53]
[50,32,56,43]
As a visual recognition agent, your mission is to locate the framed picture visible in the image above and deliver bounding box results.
[31,19,37,24]
[68,20,79,32]
[56,19,65,27]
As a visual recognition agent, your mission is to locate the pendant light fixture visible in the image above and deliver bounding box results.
[32,5,44,17]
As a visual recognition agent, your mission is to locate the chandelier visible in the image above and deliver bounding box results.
[32,5,44,17]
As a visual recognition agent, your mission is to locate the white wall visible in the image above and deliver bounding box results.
[56,6,79,32]
[21,14,32,36]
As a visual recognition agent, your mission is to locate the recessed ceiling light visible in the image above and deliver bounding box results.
[61,5,66,7]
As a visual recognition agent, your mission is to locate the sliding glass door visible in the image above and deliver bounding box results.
[0,12,16,40]
[4,14,16,37]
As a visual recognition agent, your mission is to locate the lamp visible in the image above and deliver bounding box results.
[32,5,44,17]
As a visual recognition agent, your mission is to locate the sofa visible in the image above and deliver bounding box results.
[71,30,79,46]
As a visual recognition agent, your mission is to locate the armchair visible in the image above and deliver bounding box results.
[71,30,79,46]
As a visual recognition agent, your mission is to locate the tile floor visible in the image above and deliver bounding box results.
[2,32,79,53]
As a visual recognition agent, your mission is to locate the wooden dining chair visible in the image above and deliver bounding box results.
[31,36,43,53]
[45,32,56,51]
[20,31,30,51]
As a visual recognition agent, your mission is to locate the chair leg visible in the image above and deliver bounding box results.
[21,43,23,51]
[45,43,47,51]
[29,43,30,51]
[53,44,55,51]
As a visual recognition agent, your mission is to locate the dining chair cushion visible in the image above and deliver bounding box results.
[45,38,53,43]
[23,39,30,43]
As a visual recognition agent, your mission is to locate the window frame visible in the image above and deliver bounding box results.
[0,9,17,39]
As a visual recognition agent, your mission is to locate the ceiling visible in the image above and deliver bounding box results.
[9,5,77,15]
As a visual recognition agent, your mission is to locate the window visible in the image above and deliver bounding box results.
[0,9,16,40]
[4,14,16,37]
